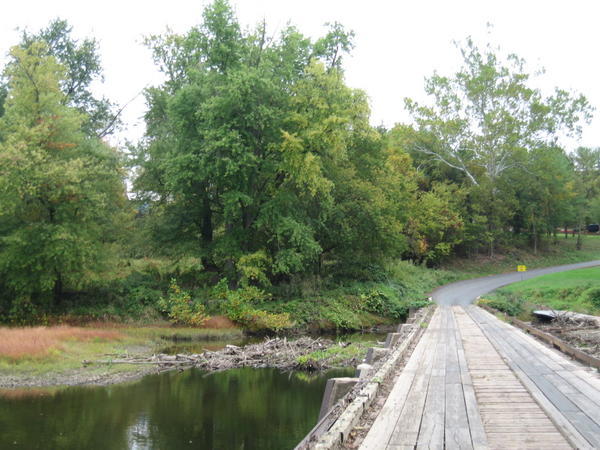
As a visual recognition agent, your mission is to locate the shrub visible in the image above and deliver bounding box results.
[584,287,600,309]
[362,289,406,320]
[478,296,523,316]
[407,299,432,310]
[237,309,291,333]
[8,296,38,325]
[158,279,208,326]
[216,281,291,332]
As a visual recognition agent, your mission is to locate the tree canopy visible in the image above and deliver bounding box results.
[402,37,592,255]
[0,2,598,323]
[0,42,127,311]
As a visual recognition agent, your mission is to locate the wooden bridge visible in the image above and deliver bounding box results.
[360,305,600,449]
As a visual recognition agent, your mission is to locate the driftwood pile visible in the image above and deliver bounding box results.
[84,336,350,372]
[534,311,600,360]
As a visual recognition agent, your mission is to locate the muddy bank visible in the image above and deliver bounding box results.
[0,366,157,389]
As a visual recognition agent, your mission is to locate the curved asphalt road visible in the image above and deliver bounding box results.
[433,259,600,306]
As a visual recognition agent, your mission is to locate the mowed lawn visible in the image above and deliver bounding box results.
[495,265,600,315]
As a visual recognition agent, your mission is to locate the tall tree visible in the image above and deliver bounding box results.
[20,19,119,137]
[406,38,592,255]
[0,43,126,309]
[134,0,416,283]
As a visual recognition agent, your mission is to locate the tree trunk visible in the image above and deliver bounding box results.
[53,271,63,306]
[200,196,213,244]
[576,217,583,250]
[225,223,237,289]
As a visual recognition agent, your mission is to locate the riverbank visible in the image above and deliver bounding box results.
[0,325,244,388]
[0,325,379,388]
[483,265,600,317]
[2,237,600,389]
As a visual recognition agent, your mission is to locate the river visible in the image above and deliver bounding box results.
[0,363,353,449]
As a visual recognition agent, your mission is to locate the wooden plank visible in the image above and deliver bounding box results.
[416,309,446,450]
[552,371,600,407]
[475,309,600,436]
[415,375,444,449]
[452,307,487,450]
[388,311,441,447]
[439,308,473,450]
[360,308,441,450]
[466,306,593,449]
[456,306,576,450]
[445,382,473,449]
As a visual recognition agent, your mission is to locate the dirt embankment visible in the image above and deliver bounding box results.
[0,367,158,390]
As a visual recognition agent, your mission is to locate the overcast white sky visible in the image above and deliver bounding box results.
[1,0,599,150]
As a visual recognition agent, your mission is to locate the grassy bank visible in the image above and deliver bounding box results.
[482,265,600,318]
[443,234,600,277]
[0,325,243,381]
[262,261,457,332]
[259,236,600,332]
[2,234,600,384]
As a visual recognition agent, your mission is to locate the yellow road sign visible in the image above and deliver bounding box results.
[517,265,527,272]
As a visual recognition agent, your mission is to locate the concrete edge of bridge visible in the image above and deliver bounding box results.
[295,304,435,450]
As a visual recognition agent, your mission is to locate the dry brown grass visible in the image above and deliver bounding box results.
[202,315,237,329]
[0,326,123,360]
[0,388,54,399]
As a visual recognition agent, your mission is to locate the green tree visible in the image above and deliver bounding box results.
[406,38,592,255]
[571,147,600,248]
[510,146,575,252]
[0,43,127,311]
[0,82,7,119]
[134,0,412,284]
[20,19,119,137]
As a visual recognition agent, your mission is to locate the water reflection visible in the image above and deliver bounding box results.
[0,367,353,450]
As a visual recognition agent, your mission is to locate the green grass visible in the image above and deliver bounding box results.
[443,235,600,278]
[503,266,600,291]
[0,336,143,376]
[485,265,600,317]
[263,260,458,332]
[295,334,377,368]
[122,326,243,341]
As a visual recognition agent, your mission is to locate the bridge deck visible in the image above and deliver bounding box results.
[360,306,600,449]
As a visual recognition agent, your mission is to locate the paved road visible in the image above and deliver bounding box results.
[433,260,600,306]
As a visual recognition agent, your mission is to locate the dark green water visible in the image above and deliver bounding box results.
[0,367,352,450]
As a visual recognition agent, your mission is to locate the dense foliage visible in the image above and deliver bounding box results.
[0,43,127,319]
[0,1,599,329]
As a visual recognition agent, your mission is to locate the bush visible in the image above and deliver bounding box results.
[478,296,523,316]
[8,296,38,325]
[584,287,600,309]
[407,299,432,310]
[215,281,291,332]
[362,289,406,320]
[158,279,208,326]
